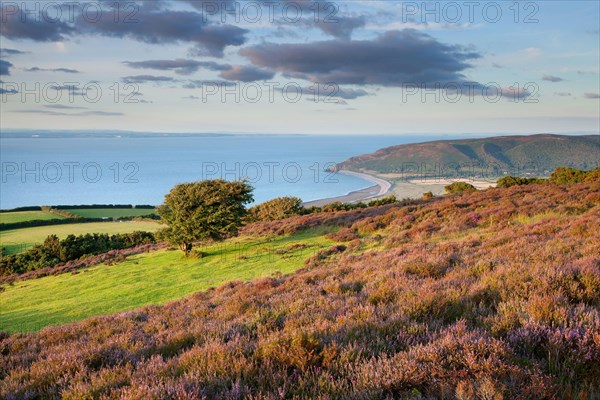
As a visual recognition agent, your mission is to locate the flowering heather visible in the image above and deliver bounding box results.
[1,182,599,399]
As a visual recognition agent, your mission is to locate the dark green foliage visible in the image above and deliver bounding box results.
[444,181,477,194]
[548,166,600,184]
[157,180,254,254]
[0,206,42,212]
[53,204,136,209]
[367,195,398,207]
[496,176,546,188]
[0,231,155,276]
[246,197,303,222]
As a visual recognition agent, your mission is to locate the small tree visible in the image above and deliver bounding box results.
[157,180,253,255]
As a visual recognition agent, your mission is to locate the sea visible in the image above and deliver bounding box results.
[0,134,466,209]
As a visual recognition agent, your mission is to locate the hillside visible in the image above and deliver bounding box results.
[1,181,599,399]
[335,134,600,175]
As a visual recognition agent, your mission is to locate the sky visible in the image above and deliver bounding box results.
[0,0,599,134]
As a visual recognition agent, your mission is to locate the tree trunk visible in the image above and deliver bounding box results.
[179,242,193,256]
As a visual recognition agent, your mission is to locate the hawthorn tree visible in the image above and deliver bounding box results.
[157,180,254,255]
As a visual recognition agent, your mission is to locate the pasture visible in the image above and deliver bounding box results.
[0,211,64,224]
[0,221,162,254]
[0,229,332,332]
[65,208,157,218]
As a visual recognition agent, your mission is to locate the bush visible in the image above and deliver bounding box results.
[246,197,303,222]
[496,176,545,188]
[327,228,360,242]
[548,166,600,184]
[445,181,477,195]
[368,195,398,207]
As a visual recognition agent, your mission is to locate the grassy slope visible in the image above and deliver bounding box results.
[65,208,157,218]
[0,182,598,398]
[0,221,161,254]
[0,211,64,224]
[0,228,333,332]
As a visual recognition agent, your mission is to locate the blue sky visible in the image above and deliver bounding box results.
[0,0,599,134]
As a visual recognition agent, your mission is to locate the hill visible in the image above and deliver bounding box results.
[1,180,599,398]
[335,134,600,176]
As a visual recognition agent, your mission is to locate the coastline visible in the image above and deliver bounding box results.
[303,170,392,207]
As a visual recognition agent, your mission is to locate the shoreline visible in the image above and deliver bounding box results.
[303,170,392,208]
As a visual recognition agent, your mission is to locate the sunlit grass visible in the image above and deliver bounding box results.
[0,229,332,332]
[0,221,162,254]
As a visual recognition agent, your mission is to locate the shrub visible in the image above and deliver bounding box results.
[445,181,477,194]
[549,166,600,184]
[246,196,303,222]
[326,228,360,242]
[496,176,546,188]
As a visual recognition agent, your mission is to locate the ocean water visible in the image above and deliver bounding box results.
[0,134,458,209]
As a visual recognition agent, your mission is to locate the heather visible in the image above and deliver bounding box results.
[1,181,599,398]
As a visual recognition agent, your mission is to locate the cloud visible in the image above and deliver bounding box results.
[25,67,81,73]
[45,104,87,110]
[0,6,74,41]
[584,93,600,99]
[542,75,564,82]
[1,5,248,58]
[122,75,176,84]
[298,84,370,100]
[0,60,13,76]
[498,86,532,101]
[219,65,275,82]
[240,29,480,87]
[49,84,81,91]
[315,16,366,39]
[0,87,18,94]
[554,92,572,97]
[123,59,230,75]
[182,79,237,89]
[0,48,28,56]
[75,9,248,57]
[14,109,123,116]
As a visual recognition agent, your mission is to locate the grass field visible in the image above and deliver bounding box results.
[0,228,333,332]
[65,208,157,218]
[0,221,162,255]
[0,211,65,224]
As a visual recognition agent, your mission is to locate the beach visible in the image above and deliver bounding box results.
[303,171,497,207]
[303,170,392,207]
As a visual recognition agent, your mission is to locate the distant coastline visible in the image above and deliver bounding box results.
[303,170,392,207]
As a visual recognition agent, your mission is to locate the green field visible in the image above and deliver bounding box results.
[0,229,333,332]
[0,211,65,224]
[65,208,157,218]
[0,221,162,255]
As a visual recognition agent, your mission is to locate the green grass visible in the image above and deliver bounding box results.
[0,229,333,333]
[0,211,65,224]
[0,221,162,255]
[65,208,157,218]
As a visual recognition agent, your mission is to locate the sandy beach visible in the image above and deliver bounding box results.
[303,170,392,207]
[302,170,497,207]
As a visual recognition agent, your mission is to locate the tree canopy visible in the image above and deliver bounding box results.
[157,180,254,254]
